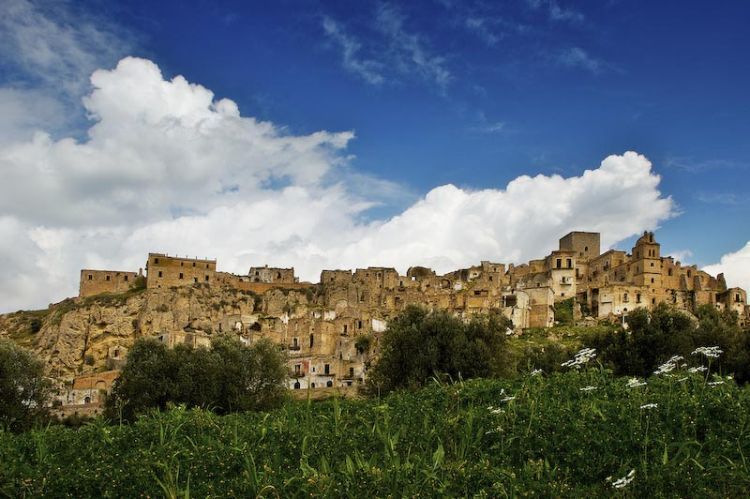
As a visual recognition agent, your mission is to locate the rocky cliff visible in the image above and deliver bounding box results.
[0,284,315,380]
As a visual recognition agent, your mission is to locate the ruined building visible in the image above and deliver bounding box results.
[64,230,747,408]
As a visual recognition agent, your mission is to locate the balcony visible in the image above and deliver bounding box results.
[288,344,301,351]
[290,371,306,378]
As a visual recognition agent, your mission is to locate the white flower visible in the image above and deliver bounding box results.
[530,368,543,377]
[490,408,504,414]
[708,381,724,386]
[500,396,516,403]
[608,469,636,489]
[580,385,597,392]
[626,378,647,388]
[561,348,597,368]
[691,346,723,359]
[688,366,707,373]
[654,355,684,375]
[677,377,688,383]
[640,403,658,410]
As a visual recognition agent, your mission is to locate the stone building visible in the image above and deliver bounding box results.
[79,269,141,297]
[248,265,298,284]
[146,253,216,289]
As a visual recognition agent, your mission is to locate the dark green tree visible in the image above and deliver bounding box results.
[105,336,287,420]
[0,339,52,432]
[368,306,511,394]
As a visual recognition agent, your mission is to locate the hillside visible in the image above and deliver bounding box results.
[0,284,313,380]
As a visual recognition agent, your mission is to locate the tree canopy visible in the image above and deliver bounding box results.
[105,336,287,421]
[0,339,52,432]
[368,306,512,394]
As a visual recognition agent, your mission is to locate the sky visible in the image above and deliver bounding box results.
[0,0,748,312]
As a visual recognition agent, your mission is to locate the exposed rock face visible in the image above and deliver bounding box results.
[0,284,313,381]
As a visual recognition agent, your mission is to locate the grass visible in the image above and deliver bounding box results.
[1,367,749,497]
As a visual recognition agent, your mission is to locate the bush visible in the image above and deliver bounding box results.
[553,298,575,325]
[0,340,52,432]
[586,303,750,381]
[104,336,288,421]
[368,306,511,394]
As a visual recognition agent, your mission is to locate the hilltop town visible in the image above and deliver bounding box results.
[2,230,747,416]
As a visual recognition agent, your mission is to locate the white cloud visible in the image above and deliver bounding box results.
[0,57,676,312]
[704,243,750,293]
[322,17,385,85]
[558,47,603,74]
[375,4,452,89]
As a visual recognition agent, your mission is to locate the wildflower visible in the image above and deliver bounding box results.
[561,347,597,368]
[490,407,504,414]
[677,377,688,383]
[688,366,707,373]
[580,385,597,392]
[500,396,516,403]
[653,355,683,375]
[640,403,658,410]
[530,368,543,376]
[626,377,646,388]
[708,381,724,387]
[691,346,723,359]
[608,469,636,489]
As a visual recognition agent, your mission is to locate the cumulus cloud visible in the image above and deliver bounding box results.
[704,243,750,292]
[0,57,675,312]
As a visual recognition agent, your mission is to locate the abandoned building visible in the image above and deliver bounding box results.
[64,229,747,406]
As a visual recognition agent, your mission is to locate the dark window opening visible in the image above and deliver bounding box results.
[311,383,315,388]
[310,334,314,348]
[193,277,198,283]
[324,364,330,374]
[88,274,93,280]
[566,258,572,268]
[556,259,562,269]
[158,271,163,277]
[179,273,184,280]
[326,380,333,387]
[124,276,128,282]
[154,258,159,264]
[205,275,209,281]
[192,262,196,267]
[105,275,110,281]
[294,381,300,389]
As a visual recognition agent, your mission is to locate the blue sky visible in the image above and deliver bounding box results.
[114,0,749,258]
[0,0,748,309]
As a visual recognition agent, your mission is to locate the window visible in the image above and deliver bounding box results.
[88,274,93,280]
[349,367,354,377]
[294,381,300,389]
[324,364,330,374]
[154,258,159,264]
[106,275,111,281]
[556,258,562,269]
[205,263,209,269]
[124,276,128,282]
[651,278,655,284]
[192,262,196,267]
[343,324,348,334]
[180,262,184,267]
[636,293,641,303]
[179,273,184,280]
[276,272,281,279]
[584,246,588,252]
[193,277,198,283]
[310,334,314,348]
[158,271,163,278]
[294,364,301,374]
[205,275,209,282]
[113,349,120,358]
[652,298,656,305]
[326,380,333,387]
[566,258,572,268]
[650,262,654,267]
[623,293,629,302]
[668,268,673,276]
[737,294,742,303]
[687,270,692,278]
[357,320,363,329]
[293,337,298,348]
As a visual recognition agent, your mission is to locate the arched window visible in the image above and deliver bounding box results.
[326,380,333,387]
[293,381,300,390]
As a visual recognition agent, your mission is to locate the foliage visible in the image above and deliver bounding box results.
[104,336,287,421]
[586,303,750,382]
[1,370,749,496]
[0,340,52,433]
[354,334,372,354]
[553,297,575,325]
[368,306,512,393]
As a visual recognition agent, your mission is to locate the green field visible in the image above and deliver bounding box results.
[2,367,749,498]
